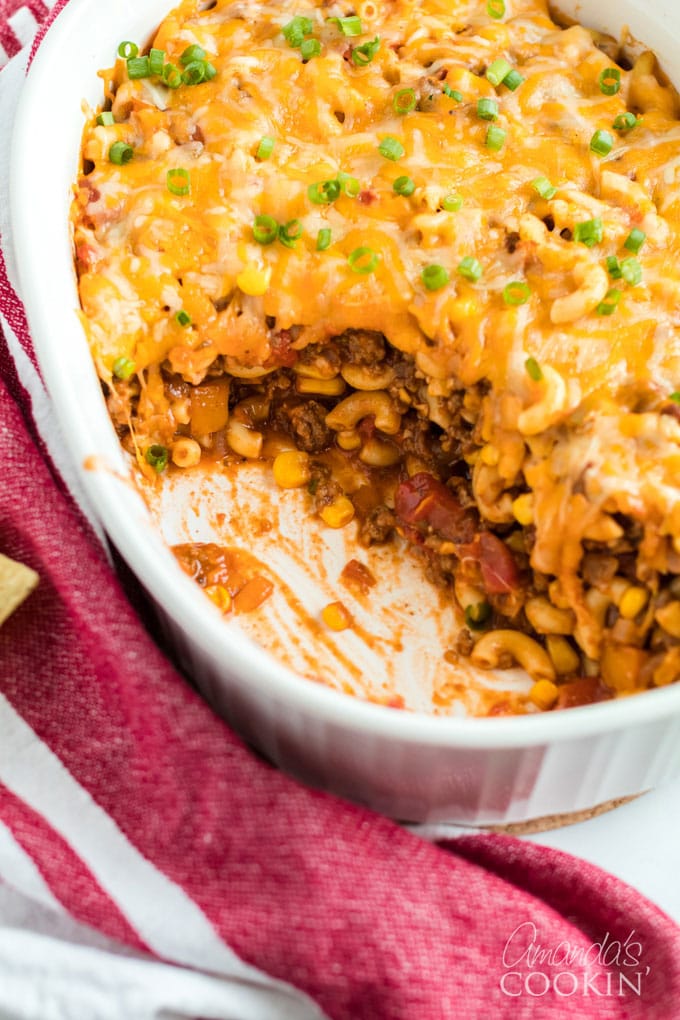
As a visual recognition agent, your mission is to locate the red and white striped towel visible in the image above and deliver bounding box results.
[2,3,680,1017]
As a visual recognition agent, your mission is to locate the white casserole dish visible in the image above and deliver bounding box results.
[10,0,680,824]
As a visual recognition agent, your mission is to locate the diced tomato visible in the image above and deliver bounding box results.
[394,472,477,543]
[477,531,520,595]
[554,677,612,710]
[359,189,377,205]
[267,329,298,368]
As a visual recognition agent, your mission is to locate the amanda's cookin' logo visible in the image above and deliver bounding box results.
[500,921,650,999]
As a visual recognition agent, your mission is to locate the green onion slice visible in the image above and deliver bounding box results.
[180,44,207,65]
[503,69,524,91]
[316,228,332,251]
[308,179,341,204]
[598,67,621,96]
[278,218,303,248]
[465,601,491,630]
[477,97,499,121]
[393,88,417,114]
[487,0,506,19]
[300,37,321,60]
[117,41,138,59]
[146,444,169,473]
[96,111,115,126]
[441,193,463,211]
[442,84,463,101]
[326,15,362,36]
[256,136,275,160]
[624,228,646,253]
[167,168,190,196]
[596,288,621,315]
[112,356,136,380]
[486,58,512,87]
[393,175,415,197]
[485,125,506,151]
[606,256,622,279]
[421,264,450,291]
[590,129,614,157]
[175,310,192,327]
[573,217,603,247]
[162,63,183,88]
[378,135,405,160]
[282,16,313,47]
[525,356,543,382]
[531,176,557,200]
[253,214,279,245]
[351,36,380,66]
[202,61,217,81]
[503,281,531,306]
[348,247,379,274]
[108,141,133,165]
[338,172,360,197]
[621,257,642,286]
[613,112,638,133]
[127,55,150,79]
[149,48,165,76]
[457,256,483,282]
[670,392,680,405]
[182,60,206,85]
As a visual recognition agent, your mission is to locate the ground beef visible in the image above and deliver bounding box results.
[286,401,333,453]
[340,329,386,366]
[359,505,396,545]
[297,343,341,376]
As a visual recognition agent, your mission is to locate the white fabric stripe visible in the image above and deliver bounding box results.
[0,820,63,914]
[0,694,326,1019]
[7,9,39,48]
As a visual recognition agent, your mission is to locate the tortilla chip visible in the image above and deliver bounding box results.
[0,553,39,627]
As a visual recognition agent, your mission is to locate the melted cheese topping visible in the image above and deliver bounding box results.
[74,0,680,660]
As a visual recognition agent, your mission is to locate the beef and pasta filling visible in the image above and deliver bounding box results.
[73,0,680,710]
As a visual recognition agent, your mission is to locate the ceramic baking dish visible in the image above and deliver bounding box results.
[10,0,680,824]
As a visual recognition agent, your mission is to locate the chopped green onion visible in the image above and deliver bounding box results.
[531,176,557,200]
[348,247,379,274]
[503,281,531,306]
[378,136,405,160]
[421,264,450,291]
[487,0,505,19]
[338,173,360,197]
[182,60,206,85]
[117,41,138,59]
[670,392,680,405]
[606,255,622,279]
[465,601,491,630]
[180,44,207,66]
[441,193,463,211]
[175,310,192,327]
[308,179,341,204]
[203,61,217,81]
[127,55,150,79]
[282,16,313,47]
[326,15,362,36]
[351,36,380,66]
[590,129,614,157]
[485,125,506,151]
[621,257,642,285]
[613,112,638,133]
[624,228,646,253]
[300,37,321,60]
[477,97,499,121]
[393,175,415,197]
[112,357,135,380]
[146,444,169,473]
[316,228,332,251]
[503,69,524,91]
[256,135,275,160]
[458,256,483,282]
[393,88,417,114]
[166,168,190,196]
[598,67,621,96]
[525,356,543,381]
[573,217,603,247]
[442,84,463,101]
[278,218,303,248]
[253,214,279,245]
[162,63,183,88]
[108,141,133,165]
[596,288,621,315]
[486,58,512,87]
[149,48,165,76]
[96,111,115,126]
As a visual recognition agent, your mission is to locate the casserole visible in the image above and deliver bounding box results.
[11,0,680,823]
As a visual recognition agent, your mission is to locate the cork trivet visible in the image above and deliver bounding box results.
[483,793,644,836]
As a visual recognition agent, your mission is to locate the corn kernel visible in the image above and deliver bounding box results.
[272,450,311,489]
[236,265,271,296]
[655,600,680,639]
[205,585,232,613]
[546,635,580,675]
[321,601,353,631]
[512,493,534,526]
[480,444,500,466]
[529,679,559,711]
[337,430,362,451]
[320,496,355,529]
[618,586,648,620]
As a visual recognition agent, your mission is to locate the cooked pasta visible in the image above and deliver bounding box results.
[72,0,680,712]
